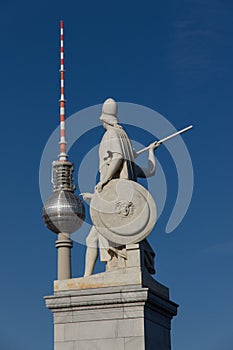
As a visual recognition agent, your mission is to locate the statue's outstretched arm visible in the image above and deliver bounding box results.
[136,143,159,178]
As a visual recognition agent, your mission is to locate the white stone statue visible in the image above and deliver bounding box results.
[81,98,160,276]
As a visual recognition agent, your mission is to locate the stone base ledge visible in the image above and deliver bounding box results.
[54,267,169,299]
[45,284,178,321]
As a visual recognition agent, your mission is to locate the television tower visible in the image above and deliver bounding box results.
[42,21,85,280]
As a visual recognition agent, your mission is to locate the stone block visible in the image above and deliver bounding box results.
[145,319,171,349]
[123,305,144,319]
[117,318,144,337]
[72,307,124,323]
[73,338,125,350]
[126,244,141,268]
[54,311,73,324]
[55,341,73,350]
[64,320,118,341]
[54,324,65,342]
[124,336,145,350]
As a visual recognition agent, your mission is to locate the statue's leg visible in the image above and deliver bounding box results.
[84,247,98,277]
[84,227,99,277]
[98,234,111,262]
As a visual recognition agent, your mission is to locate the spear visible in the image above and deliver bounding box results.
[135,125,193,157]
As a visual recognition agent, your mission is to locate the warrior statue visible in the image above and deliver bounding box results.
[81,98,160,276]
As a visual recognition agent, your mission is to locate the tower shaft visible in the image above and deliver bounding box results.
[42,21,85,282]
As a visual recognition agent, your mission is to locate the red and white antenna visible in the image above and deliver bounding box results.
[58,20,67,162]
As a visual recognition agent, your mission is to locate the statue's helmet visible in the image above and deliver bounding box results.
[100,98,119,124]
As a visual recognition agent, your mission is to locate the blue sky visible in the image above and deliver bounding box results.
[0,0,233,349]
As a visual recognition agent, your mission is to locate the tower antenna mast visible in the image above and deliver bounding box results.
[59,20,67,161]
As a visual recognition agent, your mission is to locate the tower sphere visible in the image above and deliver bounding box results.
[42,190,85,234]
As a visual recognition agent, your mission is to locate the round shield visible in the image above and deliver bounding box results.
[90,179,156,244]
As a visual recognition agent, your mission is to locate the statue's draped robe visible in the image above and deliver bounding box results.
[87,126,137,262]
[99,126,137,182]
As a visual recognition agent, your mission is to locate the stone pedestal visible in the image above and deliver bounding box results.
[45,283,177,350]
[45,244,178,350]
